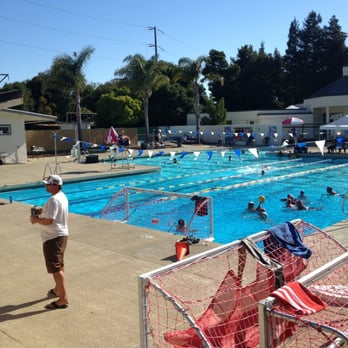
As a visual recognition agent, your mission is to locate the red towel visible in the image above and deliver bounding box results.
[271,281,327,315]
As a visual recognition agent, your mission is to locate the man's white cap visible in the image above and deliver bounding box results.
[43,175,63,185]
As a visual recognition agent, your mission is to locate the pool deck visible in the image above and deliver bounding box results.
[0,145,347,348]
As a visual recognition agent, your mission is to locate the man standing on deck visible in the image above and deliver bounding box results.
[30,174,69,310]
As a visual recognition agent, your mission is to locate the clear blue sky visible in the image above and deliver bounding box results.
[1,0,347,85]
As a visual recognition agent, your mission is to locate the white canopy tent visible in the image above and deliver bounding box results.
[320,115,348,131]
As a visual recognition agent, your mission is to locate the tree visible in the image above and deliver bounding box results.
[203,49,229,103]
[49,45,95,145]
[283,18,302,104]
[177,56,207,143]
[95,92,142,127]
[115,54,169,141]
[322,16,348,84]
[202,98,226,125]
[298,11,324,97]
[150,84,193,126]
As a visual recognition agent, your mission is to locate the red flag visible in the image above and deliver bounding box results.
[104,127,119,145]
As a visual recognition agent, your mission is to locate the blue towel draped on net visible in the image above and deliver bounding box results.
[267,221,312,259]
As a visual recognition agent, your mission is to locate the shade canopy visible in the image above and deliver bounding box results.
[320,115,348,130]
[282,117,304,126]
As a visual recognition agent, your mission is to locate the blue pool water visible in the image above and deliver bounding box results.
[1,151,348,244]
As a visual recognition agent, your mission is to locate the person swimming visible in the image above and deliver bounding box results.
[247,200,268,219]
[247,201,256,212]
[295,199,308,210]
[286,194,296,208]
[298,190,306,200]
[295,199,322,211]
[326,186,338,195]
[176,218,186,233]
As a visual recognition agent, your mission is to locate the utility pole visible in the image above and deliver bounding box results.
[147,26,164,62]
[73,52,83,153]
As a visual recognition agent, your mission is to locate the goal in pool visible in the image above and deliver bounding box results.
[99,187,214,242]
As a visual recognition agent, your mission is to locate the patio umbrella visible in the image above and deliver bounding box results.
[104,126,119,145]
[319,115,348,131]
[282,117,304,126]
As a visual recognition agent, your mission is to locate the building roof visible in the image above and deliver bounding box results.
[1,108,57,122]
[308,76,348,99]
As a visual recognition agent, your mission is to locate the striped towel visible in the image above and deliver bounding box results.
[271,281,327,315]
[267,222,312,259]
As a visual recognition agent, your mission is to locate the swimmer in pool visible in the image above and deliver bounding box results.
[247,200,268,219]
[176,218,187,233]
[295,199,322,211]
[298,190,306,200]
[326,186,338,195]
[286,194,296,208]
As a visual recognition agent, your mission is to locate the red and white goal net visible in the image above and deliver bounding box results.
[259,252,348,348]
[138,219,347,347]
[100,187,213,241]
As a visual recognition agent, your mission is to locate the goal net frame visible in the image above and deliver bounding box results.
[100,187,214,241]
[258,252,348,348]
[138,219,347,347]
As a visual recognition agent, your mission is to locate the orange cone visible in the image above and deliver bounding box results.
[175,241,190,261]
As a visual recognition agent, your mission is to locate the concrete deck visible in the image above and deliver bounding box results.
[0,147,347,347]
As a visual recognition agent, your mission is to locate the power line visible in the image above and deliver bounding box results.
[0,74,9,84]
[23,0,146,28]
[0,15,145,47]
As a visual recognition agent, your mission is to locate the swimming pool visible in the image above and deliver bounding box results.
[1,150,347,244]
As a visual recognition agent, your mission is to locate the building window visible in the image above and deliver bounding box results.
[0,125,11,135]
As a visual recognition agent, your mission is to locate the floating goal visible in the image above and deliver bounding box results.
[138,219,347,347]
[100,187,214,241]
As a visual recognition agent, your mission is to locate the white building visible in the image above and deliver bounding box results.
[0,90,56,163]
[183,66,348,145]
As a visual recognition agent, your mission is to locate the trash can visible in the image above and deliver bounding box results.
[86,155,99,163]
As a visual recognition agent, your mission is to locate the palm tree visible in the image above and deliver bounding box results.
[177,56,207,143]
[115,54,168,142]
[50,46,95,146]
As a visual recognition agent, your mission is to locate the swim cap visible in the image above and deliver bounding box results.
[248,201,254,205]
[259,195,265,203]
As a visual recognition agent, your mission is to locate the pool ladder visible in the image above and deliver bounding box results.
[42,162,61,179]
[342,191,348,215]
